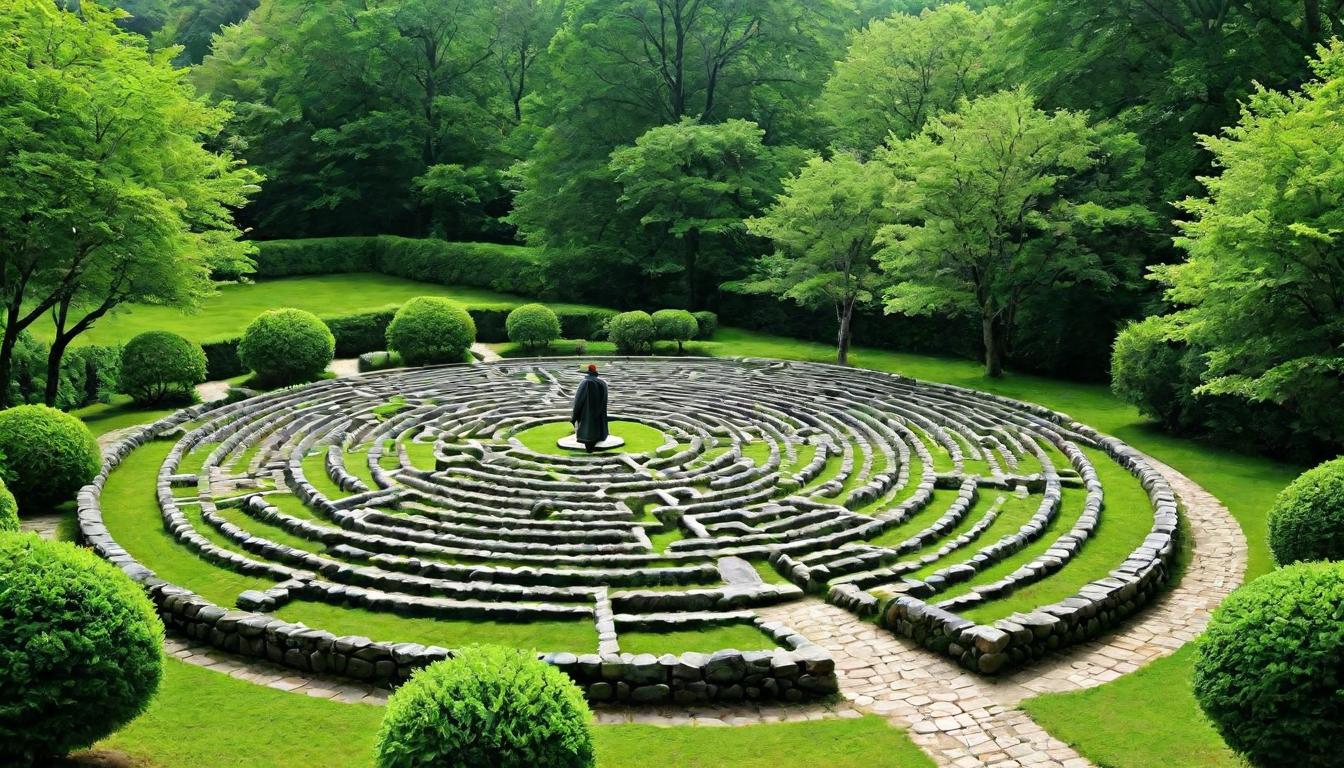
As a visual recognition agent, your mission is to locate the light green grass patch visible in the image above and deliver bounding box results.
[514,420,668,455]
[273,601,599,652]
[618,623,780,655]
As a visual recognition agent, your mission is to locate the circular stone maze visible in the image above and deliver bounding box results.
[78,358,1179,704]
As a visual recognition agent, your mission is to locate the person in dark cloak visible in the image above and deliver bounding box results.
[571,364,609,452]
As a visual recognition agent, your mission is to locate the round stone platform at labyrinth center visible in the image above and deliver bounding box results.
[76,357,1178,704]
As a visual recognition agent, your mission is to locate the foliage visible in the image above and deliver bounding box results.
[739,154,893,365]
[0,405,100,513]
[373,645,594,768]
[156,0,260,65]
[820,4,1004,155]
[238,309,335,385]
[651,309,698,353]
[0,482,16,533]
[0,0,256,408]
[693,311,718,340]
[507,304,562,349]
[606,311,656,354]
[877,89,1151,377]
[5,333,119,412]
[1267,459,1344,565]
[119,332,208,405]
[0,534,164,766]
[609,119,802,306]
[1151,42,1344,449]
[1110,316,1203,431]
[386,298,477,366]
[1193,562,1344,768]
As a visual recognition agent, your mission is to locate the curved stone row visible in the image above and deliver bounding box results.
[78,357,1178,696]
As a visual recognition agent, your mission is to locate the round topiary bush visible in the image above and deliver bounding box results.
[507,303,562,350]
[386,297,477,366]
[1268,458,1344,564]
[374,645,594,768]
[0,481,17,533]
[652,309,698,353]
[693,310,718,340]
[0,534,164,765]
[238,308,335,386]
[119,330,208,405]
[606,311,655,355]
[0,404,99,512]
[1193,562,1344,768]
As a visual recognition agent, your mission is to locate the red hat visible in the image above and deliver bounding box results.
[587,364,598,373]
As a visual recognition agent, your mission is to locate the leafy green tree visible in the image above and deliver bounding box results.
[1154,41,1344,446]
[820,3,1004,155]
[609,119,798,307]
[737,154,893,365]
[0,0,256,407]
[155,0,259,65]
[877,89,1149,377]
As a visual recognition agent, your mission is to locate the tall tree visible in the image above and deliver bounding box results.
[736,154,893,365]
[820,3,1004,156]
[0,0,256,406]
[877,89,1149,377]
[492,0,563,124]
[609,119,797,307]
[1153,41,1344,445]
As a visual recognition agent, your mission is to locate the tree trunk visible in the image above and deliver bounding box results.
[0,327,17,409]
[684,230,699,309]
[836,301,854,366]
[981,310,1003,378]
[43,336,70,407]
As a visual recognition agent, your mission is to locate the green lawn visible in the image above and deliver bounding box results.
[96,657,935,768]
[76,278,1306,768]
[43,274,600,347]
[514,419,670,455]
[618,624,780,655]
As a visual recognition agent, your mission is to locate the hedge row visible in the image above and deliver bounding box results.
[250,237,546,297]
[201,304,616,379]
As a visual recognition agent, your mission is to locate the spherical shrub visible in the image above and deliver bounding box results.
[652,309,698,353]
[119,331,207,405]
[507,303,562,350]
[606,311,655,355]
[0,534,164,765]
[693,310,718,340]
[0,482,17,533]
[386,297,477,366]
[374,645,594,768]
[0,404,99,512]
[1193,562,1344,768]
[238,308,335,386]
[1268,458,1344,564]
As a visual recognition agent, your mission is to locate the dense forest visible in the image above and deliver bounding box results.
[8,0,1344,457]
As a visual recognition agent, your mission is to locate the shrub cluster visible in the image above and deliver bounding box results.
[238,308,335,386]
[1193,562,1344,768]
[607,311,655,354]
[119,331,207,405]
[0,482,17,533]
[374,646,594,768]
[507,304,562,350]
[5,332,119,411]
[0,405,100,512]
[386,297,477,366]
[652,309,698,353]
[693,310,718,339]
[1267,458,1344,564]
[0,534,164,765]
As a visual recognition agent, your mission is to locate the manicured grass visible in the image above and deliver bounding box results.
[75,395,179,438]
[98,657,934,768]
[45,274,601,347]
[1021,646,1246,768]
[275,601,600,652]
[618,624,780,655]
[514,420,669,455]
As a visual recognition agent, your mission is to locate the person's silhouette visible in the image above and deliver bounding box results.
[571,364,609,453]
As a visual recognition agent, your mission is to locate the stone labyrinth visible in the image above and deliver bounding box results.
[80,358,1179,705]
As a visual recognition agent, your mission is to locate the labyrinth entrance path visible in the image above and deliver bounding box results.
[77,358,1245,767]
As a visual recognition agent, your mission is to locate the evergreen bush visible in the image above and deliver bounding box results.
[386,297,476,366]
[652,309,698,353]
[0,482,17,533]
[118,331,207,405]
[238,308,335,386]
[693,310,718,339]
[0,405,100,512]
[507,304,562,350]
[1268,458,1344,564]
[374,646,594,768]
[607,311,655,355]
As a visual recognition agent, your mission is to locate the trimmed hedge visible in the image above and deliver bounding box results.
[1268,458,1344,564]
[374,646,594,768]
[652,309,698,352]
[607,311,655,354]
[386,297,476,366]
[119,331,207,405]
[0,534,165,765]
[1193,562,1344,768]
[0,482,16,533]
[253,236,546,297]
[238,309,335,386]
[693,310,718,340]
[507,304,562,349]
[0,405,100,513]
